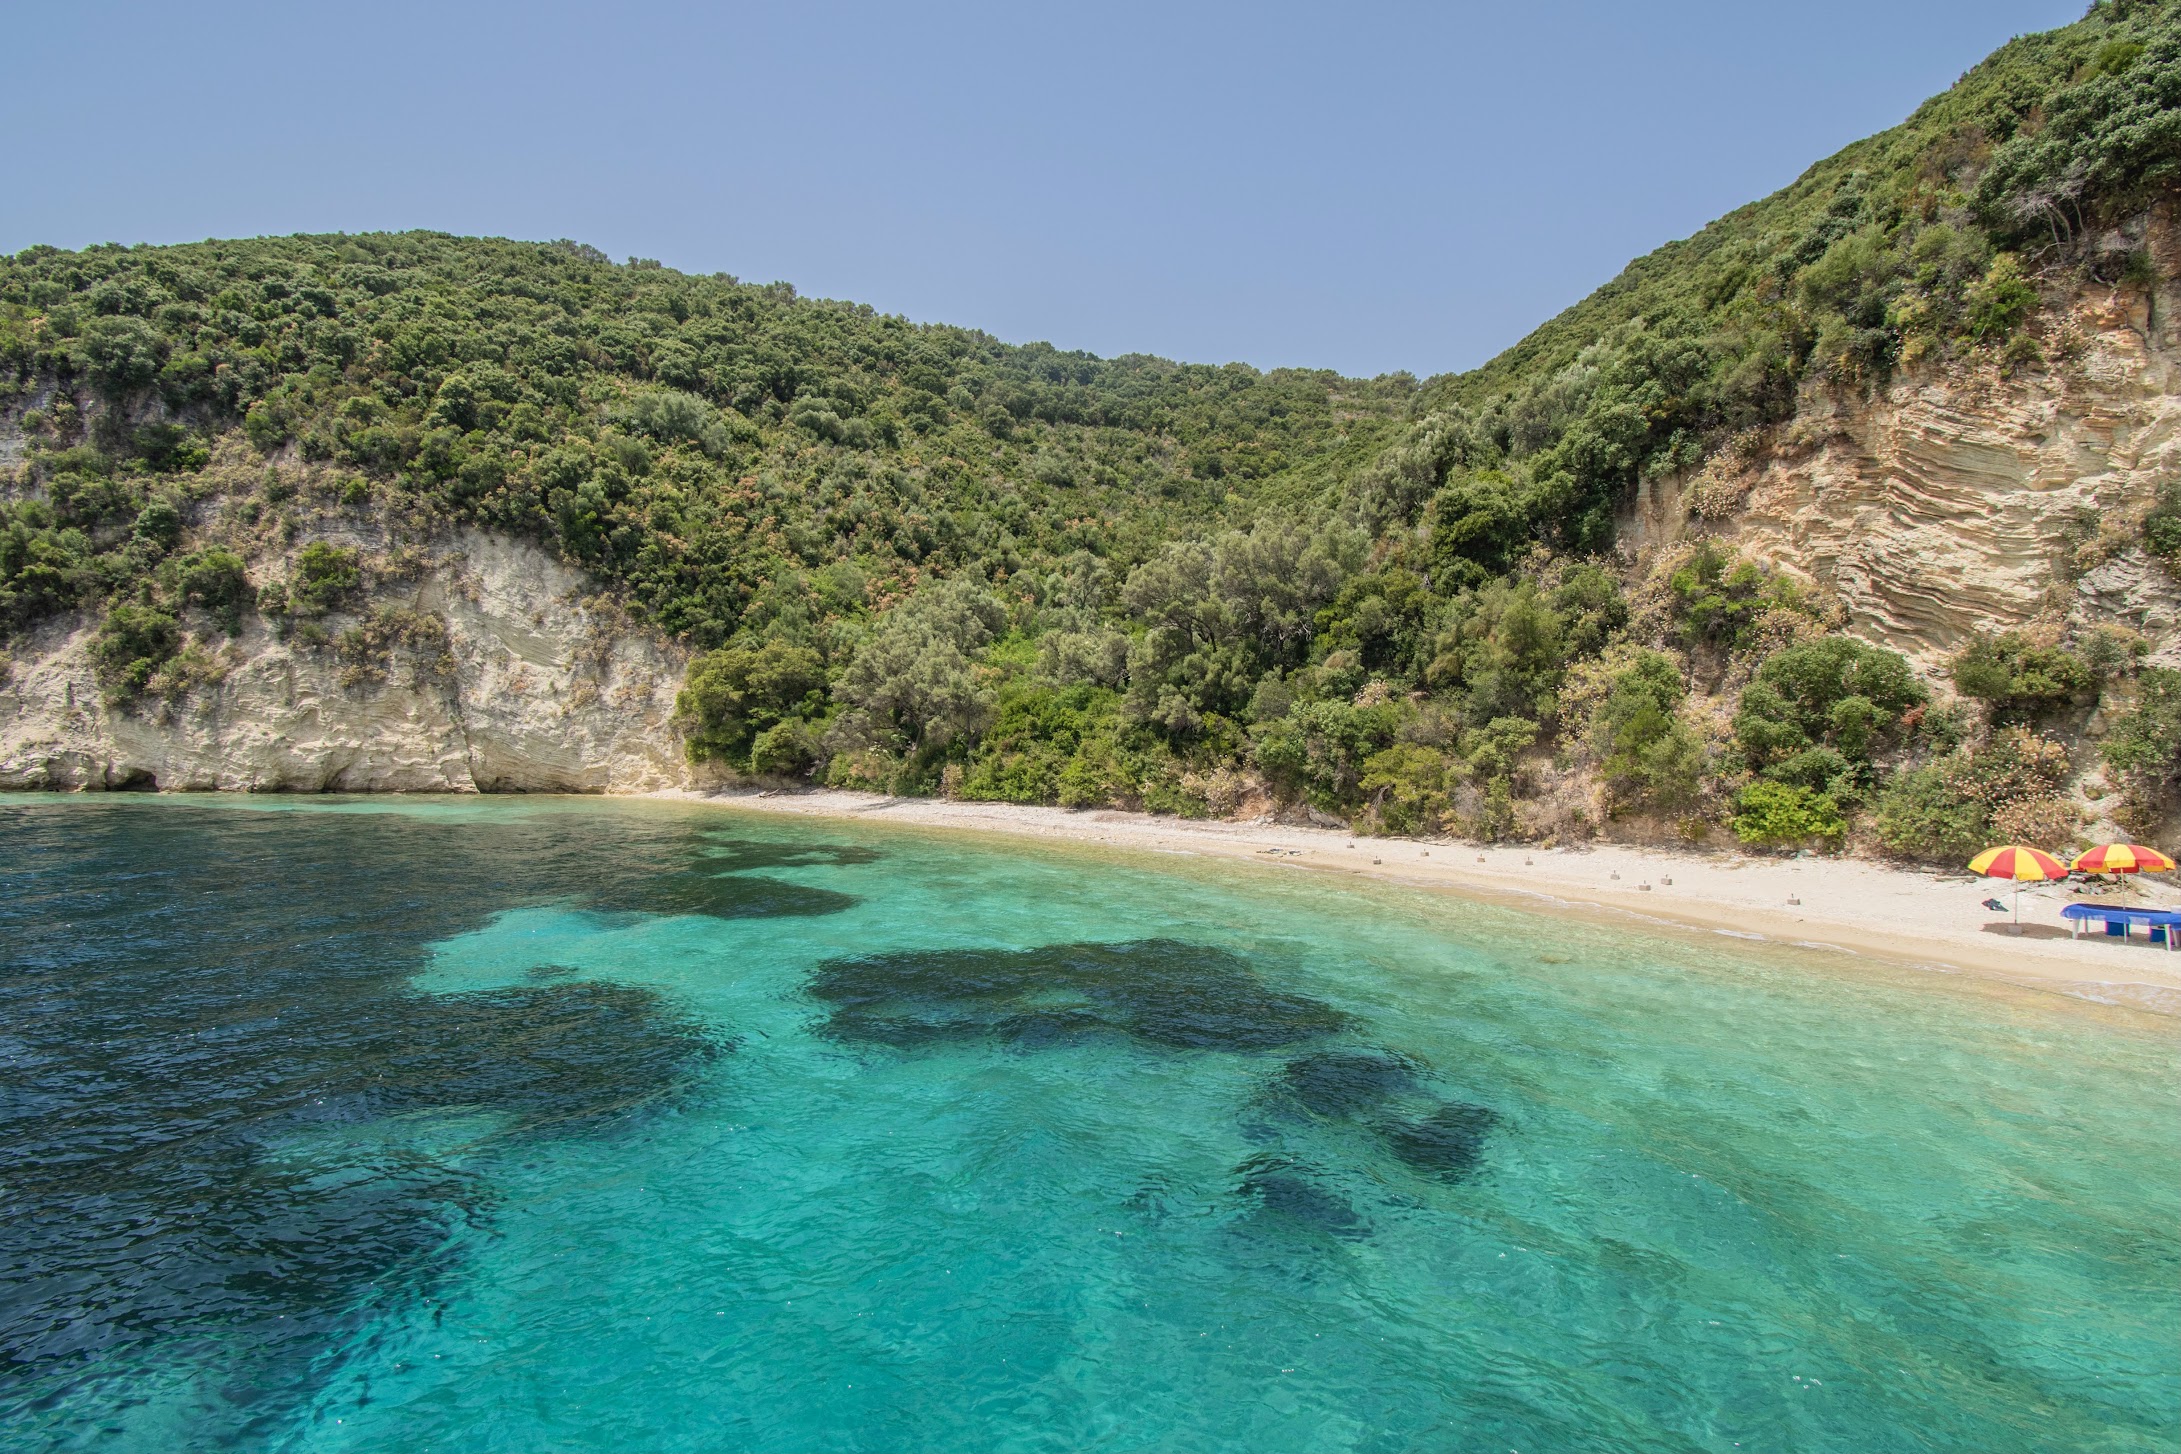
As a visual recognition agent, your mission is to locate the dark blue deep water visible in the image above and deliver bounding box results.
[2,796,2175,1452]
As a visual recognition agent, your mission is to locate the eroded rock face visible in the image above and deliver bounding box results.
[0,532,697,794]
[2075,552,2181,667]
[1622,281,2181,667]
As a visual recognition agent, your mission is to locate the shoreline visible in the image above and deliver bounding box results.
[658,787,2181,1016]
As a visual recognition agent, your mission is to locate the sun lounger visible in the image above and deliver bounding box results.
[2060,903,2181,949]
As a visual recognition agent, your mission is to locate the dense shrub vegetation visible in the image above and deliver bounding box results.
[2102,666,2181,829]
[3,2,2176,848]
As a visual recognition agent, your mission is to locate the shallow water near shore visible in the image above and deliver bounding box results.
[2,795,2176,1453]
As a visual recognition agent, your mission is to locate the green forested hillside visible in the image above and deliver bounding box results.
[0,232,1415,640]
[3,0,2178,847]
[1408,0,2180,573]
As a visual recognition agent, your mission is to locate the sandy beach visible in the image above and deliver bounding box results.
[658,787,2181,1015]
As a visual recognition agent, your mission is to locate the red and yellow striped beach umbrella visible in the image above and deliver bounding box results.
[2069,843,2177,875]
[1969,844,2067,930]
[1968,845,2068,881]
[2070,842,2175,908]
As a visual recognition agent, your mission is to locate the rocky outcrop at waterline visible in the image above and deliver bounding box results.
[0,530,693,793]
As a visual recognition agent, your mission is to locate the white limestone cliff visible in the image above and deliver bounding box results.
[0,531,697,794]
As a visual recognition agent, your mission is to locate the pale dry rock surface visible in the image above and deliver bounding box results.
[1623,281,2181,666]
[0,532,696,793]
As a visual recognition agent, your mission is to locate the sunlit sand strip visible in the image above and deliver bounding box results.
[655,787,2181,1017]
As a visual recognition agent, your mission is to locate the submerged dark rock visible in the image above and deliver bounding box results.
[1258,1047,1502,1192]
[812,937,1502,1216]
[1278,1049,1421,1117]
[0,800,728,1439]
[1380,1102,1498,1181]
[1234,1155,1370,1238]
[807,938,1351,1053]
[370,981,727,1133]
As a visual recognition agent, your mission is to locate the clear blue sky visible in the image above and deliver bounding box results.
[6,1,2081,378]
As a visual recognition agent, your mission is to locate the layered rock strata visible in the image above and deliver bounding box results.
[1622,279,2181,667]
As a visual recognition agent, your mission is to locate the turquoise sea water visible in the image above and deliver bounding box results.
[1,796,2175,1453]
